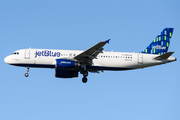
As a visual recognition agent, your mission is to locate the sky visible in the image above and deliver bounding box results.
[0,0,180,120]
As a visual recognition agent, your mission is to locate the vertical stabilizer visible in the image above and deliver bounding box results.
[141,28,174,55]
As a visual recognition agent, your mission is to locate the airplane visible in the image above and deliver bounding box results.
[4,28,176,83]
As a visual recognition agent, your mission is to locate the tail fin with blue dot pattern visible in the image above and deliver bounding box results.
[140,28,174,55]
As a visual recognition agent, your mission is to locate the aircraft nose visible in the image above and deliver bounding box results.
[4,56,10,64]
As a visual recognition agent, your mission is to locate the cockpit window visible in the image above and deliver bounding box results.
[12,52,19,55]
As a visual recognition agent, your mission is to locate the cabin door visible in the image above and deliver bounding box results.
[25,49,30,59]
[138,53,143,64]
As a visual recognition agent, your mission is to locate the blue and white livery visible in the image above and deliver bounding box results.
[4,28,177,83]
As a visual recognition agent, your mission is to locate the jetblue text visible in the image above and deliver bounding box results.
[35,50,60,58]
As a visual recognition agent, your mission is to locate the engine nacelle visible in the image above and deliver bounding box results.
[55,69,78,78]
[56,59,79,68]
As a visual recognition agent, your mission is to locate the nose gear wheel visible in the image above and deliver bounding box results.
[25,67,29,77]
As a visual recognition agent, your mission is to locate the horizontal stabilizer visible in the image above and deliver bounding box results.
[154,52,174,60]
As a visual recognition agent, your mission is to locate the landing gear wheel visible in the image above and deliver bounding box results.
[83,71,88,77]
[25,73,29,77]
[82,77,87,83]
[25,67,29,77]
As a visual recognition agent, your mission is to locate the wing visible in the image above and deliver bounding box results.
[74,39,110,65]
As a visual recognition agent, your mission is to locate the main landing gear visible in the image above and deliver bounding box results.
[81,64,88,83]
[82,71,88,83]
[25,67,29,77]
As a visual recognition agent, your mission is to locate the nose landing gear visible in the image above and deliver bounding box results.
[25,67,29,77]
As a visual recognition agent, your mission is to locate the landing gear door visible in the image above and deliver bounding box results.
[138,53,143,64]
[25,49,30,59]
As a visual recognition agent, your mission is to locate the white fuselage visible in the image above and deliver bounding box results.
[4,48,176,71]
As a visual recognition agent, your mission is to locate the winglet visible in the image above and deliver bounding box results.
[105,39,110,44]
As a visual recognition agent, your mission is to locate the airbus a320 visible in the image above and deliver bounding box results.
[4,28,177,83]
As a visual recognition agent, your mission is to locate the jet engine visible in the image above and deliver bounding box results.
[55,69,78,78]
[55,59,80,68]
